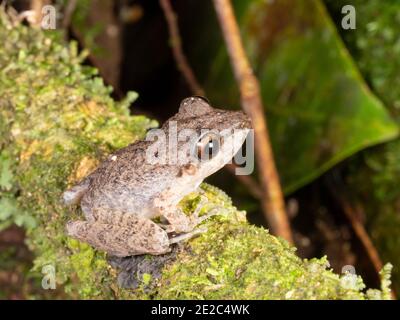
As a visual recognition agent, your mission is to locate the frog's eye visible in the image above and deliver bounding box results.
[192,95,210,104]
[195,132,221,161]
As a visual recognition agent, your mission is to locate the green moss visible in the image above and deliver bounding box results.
[0,9,392,299]
[156,193,391,299]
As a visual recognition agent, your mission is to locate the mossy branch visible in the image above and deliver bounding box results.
[0,10,392,299]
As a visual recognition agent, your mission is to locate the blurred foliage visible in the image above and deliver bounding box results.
[0,8,393,299]
[69,0,104,56]
[325,0,400,116]
[325,0,400,293]
[186,0,398,193]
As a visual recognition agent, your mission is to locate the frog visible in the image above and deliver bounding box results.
[62,96,252,257]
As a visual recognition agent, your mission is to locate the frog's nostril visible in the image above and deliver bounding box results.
[235,114,252,129]
[243,116,252,129]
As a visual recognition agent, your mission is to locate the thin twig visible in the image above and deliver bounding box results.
[212,0,293,243]
[325,178,397,299]
[62,0,78,29]
[325,177,383,274]
[31,0,43,26]
[30,0,50,26]
[159,0,204,96]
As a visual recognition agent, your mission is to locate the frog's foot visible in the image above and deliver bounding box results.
[191,195,208,219]
[189,195,232,224]
[168,227,207,244]
[66,214,171,257]
[159,197,227,234]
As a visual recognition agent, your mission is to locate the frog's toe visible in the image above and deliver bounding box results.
[168,227,207,244]
[192,195,207,218]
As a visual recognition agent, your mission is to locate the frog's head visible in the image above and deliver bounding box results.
[162,96,252,180]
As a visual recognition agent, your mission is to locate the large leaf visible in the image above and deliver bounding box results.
[185,0,398,193]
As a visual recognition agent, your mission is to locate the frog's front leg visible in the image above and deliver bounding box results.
[66,208,171,257]
[155,196,219,234]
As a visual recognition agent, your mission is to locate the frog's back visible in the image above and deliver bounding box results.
[81,140,178,217]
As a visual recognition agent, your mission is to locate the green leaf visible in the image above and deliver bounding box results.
[189,0,398,193]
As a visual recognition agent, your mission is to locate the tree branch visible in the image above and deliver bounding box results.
[62,0,78,29]
[212,0,293,243]
[159,0,263,201]
[159,0,204,96]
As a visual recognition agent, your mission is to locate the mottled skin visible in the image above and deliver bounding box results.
[63,97,252,257]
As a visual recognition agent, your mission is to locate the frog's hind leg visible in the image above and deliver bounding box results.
[66,210,170,257]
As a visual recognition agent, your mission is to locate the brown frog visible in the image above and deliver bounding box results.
[63,97,251,257]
